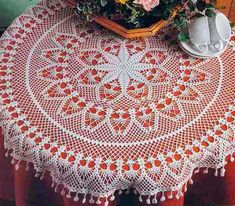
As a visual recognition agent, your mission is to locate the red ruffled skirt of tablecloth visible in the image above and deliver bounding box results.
[0,127,235,206]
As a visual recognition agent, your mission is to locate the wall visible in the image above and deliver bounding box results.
[0,0,40,29]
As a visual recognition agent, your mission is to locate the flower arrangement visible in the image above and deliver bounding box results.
[76,0,184,29]
[76,0,218,38]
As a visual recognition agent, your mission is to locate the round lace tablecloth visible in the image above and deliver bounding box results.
[1,0,235,205]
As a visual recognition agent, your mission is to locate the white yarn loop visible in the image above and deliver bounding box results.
[66,192,71,199]
[89,196,95,204]
[167,191,173,199]
[110,194,115,201]
[189,178,193,185]
[194,168,200,174]
[160,192,166,202]
[82,194,87,204]
[146,196,151,205]
[40,172,46,180]
[15,161,20,170]
[203,167,209,174]
[230,156,235,162]
[11,158,15,165]
[25,162,30,171]
[5,149,10,157]
[152,196,158,204]
[104,201,109,206]
[74,193,79,202]
[175,193,180,199]
[35,171,41,178]
[61,188,66,196]
[54,184,59,193]
[220,167,226,177]
[118,190,122,195]
[96,198,102,204]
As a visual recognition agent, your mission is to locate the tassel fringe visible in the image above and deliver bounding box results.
[3,147,235,205]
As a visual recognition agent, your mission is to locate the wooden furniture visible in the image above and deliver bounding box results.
[93,14,175,39]
[217,0,235,23]
[230,0,235,23]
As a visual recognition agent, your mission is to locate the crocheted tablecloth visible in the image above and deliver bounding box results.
[1,0,235,205]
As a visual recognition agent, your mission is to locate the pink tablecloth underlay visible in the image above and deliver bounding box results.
[0,0,235,205]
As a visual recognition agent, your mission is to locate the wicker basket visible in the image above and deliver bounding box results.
[93,15,175,38]
[66,0,176,38]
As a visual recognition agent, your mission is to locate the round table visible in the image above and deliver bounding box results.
[0,0,235,205]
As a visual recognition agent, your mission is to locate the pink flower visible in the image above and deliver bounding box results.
[137,0,160,11]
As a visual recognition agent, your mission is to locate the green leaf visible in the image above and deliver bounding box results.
[205,9,216,17]
[188,0,196,11]
[77,4,83,12]
[178,32,189,42]
[83,5,88,14]
[100,0,107,7]
[86,14,93,22]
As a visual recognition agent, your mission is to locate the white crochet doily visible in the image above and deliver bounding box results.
[0,0,235,205]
